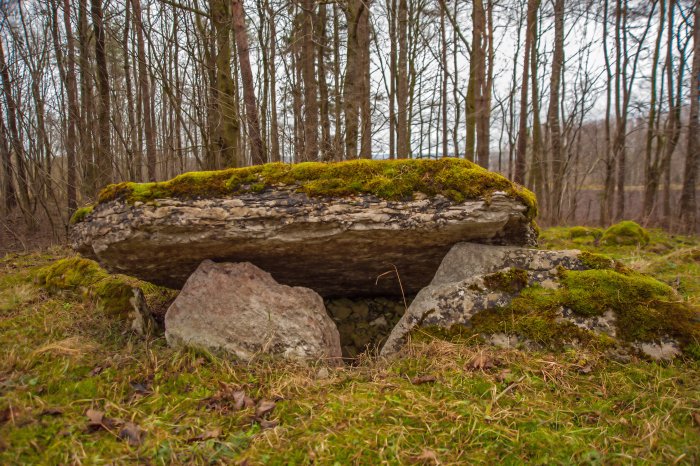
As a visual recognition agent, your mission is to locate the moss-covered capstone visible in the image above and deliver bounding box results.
[71,159,538,297]
[87,158,536,218]
[601,221,650,246]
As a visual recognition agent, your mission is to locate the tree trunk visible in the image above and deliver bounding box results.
[547,0,565,222]
[514,0,538,184]
[210,0,241,168]
[317,3,332,161]
[396,0,409,158]
[132,0,157,181]
[300,0,319,161]
[232,0,264,165]
[679,0,700,231]
[0,40,30,212]
[91,0,113,186]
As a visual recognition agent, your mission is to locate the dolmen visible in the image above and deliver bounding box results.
[71,159,699,362]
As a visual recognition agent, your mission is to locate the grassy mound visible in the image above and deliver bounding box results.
[71,159,537,224]
[601,220,650,246]
[568,226,603,240]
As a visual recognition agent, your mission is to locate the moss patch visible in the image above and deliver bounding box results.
[569,226,603,240]
[424,266,699,355]
[601,221,650,246]
[578,251,616,270]
[69,206,94,225]
[87,159,536,221]
[560,269,699,344]
[34,257,176,319]
[483,268,529,293]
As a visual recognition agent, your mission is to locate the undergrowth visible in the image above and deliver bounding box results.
[0,228,699,464]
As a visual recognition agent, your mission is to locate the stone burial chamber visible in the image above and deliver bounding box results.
[70,158,537,298]
[70,158,541,361]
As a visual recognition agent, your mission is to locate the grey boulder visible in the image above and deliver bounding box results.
[381,243,588,355]
[165,260,342,365]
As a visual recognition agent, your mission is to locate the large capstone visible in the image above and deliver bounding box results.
[70,159,537,297]
[164,260,342,364]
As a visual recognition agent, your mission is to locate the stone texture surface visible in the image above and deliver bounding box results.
[71,188,536,297]
[381,243,586,355]
[164,260,342,364]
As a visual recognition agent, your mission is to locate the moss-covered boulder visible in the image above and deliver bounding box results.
[601,221,650,246]
[382,242,700,360]
[71,159,537,297]
[34,257,176,333]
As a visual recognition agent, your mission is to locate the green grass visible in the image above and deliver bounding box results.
[1,228,699,464]
[84,159,537,221]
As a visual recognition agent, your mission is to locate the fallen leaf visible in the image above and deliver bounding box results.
[410,375,437,385]
[255,400,276,418]
[188,428,221,442]
[40,408,63,417]
[411,448,440,464]
[258,419,279,429]
[119,421,144,446]
[233,390,255,410]
[467,353,495,371]
[86,409,104,427]
[692,412,700,427]
[85,409,115,431]
[495,369,512,383]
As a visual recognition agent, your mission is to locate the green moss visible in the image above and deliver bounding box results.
[483,268,529,293]
[601,221,650,246]
[69,206,94,225]
[36,258,135,318]
[422,268,699,354]
[569,226,603,240]
[91,159,537,219]
[578,251,615,270]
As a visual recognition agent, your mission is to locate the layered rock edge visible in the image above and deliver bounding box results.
[71,160,537,297]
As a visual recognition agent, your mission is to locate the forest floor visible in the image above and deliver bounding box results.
[0,227,699,464]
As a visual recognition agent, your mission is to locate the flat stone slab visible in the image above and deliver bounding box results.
[71,160,537,297]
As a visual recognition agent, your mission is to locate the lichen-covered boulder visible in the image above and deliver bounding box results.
[381,243,700,360]
[165,260,342,364]
[71,159,537,297]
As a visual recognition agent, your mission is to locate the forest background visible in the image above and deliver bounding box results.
[0,0,699,251]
